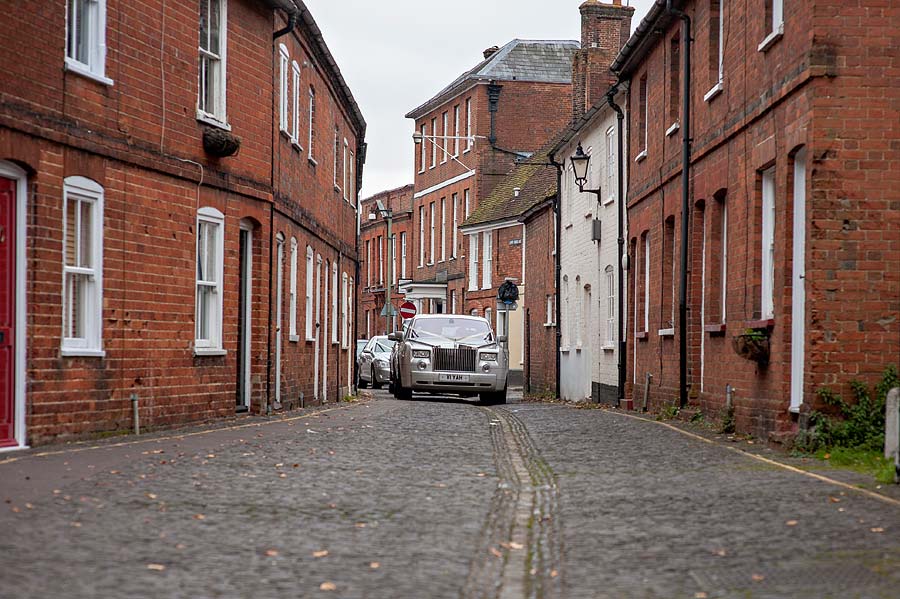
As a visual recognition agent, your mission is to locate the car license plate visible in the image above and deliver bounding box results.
[439,373,469,383]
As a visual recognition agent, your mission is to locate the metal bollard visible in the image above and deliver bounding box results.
[885,387,899,483]
[131,393,140,436]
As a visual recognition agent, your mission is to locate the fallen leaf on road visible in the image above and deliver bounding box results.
[279,473,287,479]
[785,520,798,527]
[313,550,329,558]
[713,548,727,557]
[838,508,846,512]
[870,527,885,533]
[355,522,367,528]
[370,562,380,569]
[275,463,284,468]
[751,574,765,582]
[53,489,61,495]
[489,547,502,558]
[71,522,82,528]
[265,549,279,557]
[477,473,487,477]
[10,506,20,513]
[306,429,319,434]
[146,493,157,500]
[695,593,708,599]
[823,453,831,459]
[194,514,206,520]
[147,564,166,572]
[509,542,523,550]
[551,570,559,578]
[319,582,337,591]
[828,496,840,503]
[109,470,120,474]
[293,464,300,468]
[25,503,33,510]
[175,543,186,550]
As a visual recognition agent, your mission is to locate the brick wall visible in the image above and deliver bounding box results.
[0,0,364,444]
[622,0,899,438]
[524,205,557,396]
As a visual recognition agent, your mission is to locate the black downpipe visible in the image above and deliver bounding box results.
[548,154,564,400]
[667,1,692,409]
[487,83,502,146]
[606,87,626,407]
[273,10,299,40]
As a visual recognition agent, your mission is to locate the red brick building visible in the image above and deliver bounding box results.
[404,39,577,381]
[0,0,365,447]
[614,0,899,438]
[358,184,414,338]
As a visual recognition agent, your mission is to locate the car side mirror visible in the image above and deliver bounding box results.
[388,332,402,342]
[497,335,508,343]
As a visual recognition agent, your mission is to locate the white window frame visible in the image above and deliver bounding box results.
[197,0,228,126]
[392,235,397,285]
[332,263,338,344]
[451,290,457,314]
[721,200,728,322]
[378,235,384,285]
[341,272,349,347]
[65,0,111,85]
[451,193,458,258]
[365,239,371,287]
[308,87,316,161]
[643,235,650,331]
[759,0,784,51]
[464,188,470,219]
[761,167,776,319]
[440,197,446,262]
[194,206,225,354]
[333,127,340,190]
[278,44,290,134]
[343,138,349,200]
[305,246,315,340]
[349,150,355,202]
[289,237,298,340]
[465,97,472,152]
[606,266,615,345]
[400,232,408,279]
[441,111,449,164]
[291,60,301,147]
[418,206,425,267]
[481,231,492,289]
[419,124,427,173]
[61,176,105,356]
[606,127,616,205]
[468,235,479,291]
[545,294,556,326]
[430,118,437,168]
[429,202,435,264]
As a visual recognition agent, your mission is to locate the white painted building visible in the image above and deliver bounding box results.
[552,93,627,403]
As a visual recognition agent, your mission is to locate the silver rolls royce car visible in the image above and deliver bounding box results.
[356,335,395,389]
[389,314,508,404]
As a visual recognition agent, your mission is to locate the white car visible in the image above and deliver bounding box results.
[389,314,508,404]
[357,336,395,389]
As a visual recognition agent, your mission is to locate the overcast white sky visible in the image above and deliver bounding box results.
[304,0,655,198]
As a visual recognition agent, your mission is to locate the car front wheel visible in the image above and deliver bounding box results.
[479,387,507,406]
[371,367,382,390]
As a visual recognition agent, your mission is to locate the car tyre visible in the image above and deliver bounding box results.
[371,367,382,390]
[356,369,368,389]
[479,386,507,406]
[395,381,412,401]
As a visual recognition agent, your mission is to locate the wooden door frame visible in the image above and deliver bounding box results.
[0,161,27,451]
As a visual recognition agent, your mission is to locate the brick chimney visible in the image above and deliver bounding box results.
[483,46,500,60]
[572,0,634,122]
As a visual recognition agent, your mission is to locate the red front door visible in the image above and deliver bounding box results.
[0,176,16,447]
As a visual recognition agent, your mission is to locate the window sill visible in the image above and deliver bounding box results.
[305,337,316,343]
[61,348,106,358]
[665,122,680,137]
[602,195,615,206]
[658,328,675,337]
[745,318,775,330]
[64,59,114,86]
[543,322,556,328]
[429,165,436,170]
[334,185,341,193]
[280,128,291,140]
[463,148,472,155]
[704,323,727,336]
[636,331,648,341]
[292,141,303,152]
[565,223,573,230]
[757,25,784,53]
[560,347,570,354]
[635,150,647,163]
[196,111,231,131]
[308,156,318,167]
[194,348,227,357]
[601,345,616,352]
[704,81,724,102]
[289,335,301,343]
[584,211,594,220]
[418,169,425,174]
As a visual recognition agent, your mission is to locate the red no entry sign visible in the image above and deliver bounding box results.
[399,301,417,320]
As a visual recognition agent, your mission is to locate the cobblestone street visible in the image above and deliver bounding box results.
[2,391,899,598]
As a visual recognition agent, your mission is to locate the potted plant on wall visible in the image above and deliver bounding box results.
[732,327,770,365]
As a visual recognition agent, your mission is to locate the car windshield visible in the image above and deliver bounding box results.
[409,318,493,343]
[368,338,395,353]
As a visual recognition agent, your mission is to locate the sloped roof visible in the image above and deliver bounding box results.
[461,132,566,229]
[406,39,579,119]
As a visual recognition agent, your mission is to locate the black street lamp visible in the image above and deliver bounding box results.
[570,143,600,196]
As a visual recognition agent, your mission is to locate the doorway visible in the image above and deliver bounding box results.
[237,224,252,412]
[275,234,285,409]
[0,175,16,446]
[790,148,807,413]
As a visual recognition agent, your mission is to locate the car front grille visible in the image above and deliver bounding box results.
[433,347,477,373]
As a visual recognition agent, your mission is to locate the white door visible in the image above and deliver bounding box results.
[790,148,807,412]
[314,255,321,399]
[322,260,329,402]
[237,225,252,411]
[275,236,284,406]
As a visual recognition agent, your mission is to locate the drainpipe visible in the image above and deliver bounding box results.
[667,0,692,409]
[487,82,502,146]
[548,153,564,400]
[273,1,301,40]
[606,86,626,408]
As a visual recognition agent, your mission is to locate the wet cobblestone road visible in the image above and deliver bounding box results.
[1,391,898,598]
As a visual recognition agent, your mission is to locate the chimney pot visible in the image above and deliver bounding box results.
[513,187,521,197]
[483,46,500,59]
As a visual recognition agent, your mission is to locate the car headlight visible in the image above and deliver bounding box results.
[480,352,498,362]
[412,350,431,359]
[375,359,388,368]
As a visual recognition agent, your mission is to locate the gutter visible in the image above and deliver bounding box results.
[547,153,564,401]
[606,85,627,407]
